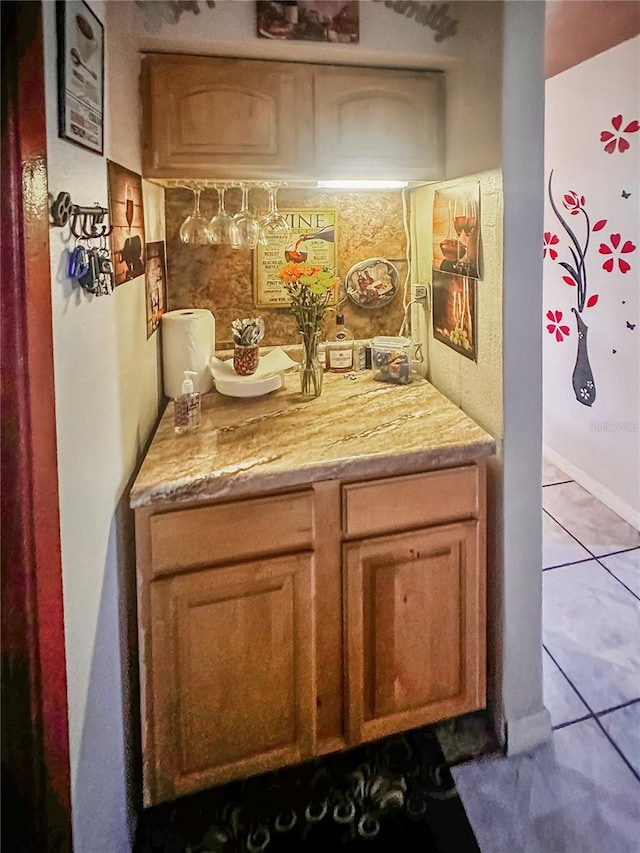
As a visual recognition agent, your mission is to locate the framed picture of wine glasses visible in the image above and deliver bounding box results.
[432,183,482,280]
[106,160,146,286]
[145,241,167,338]
[56,0,104,155]
[432,271,477,361]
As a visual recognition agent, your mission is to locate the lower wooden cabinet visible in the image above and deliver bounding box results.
[148,553,316,801]
[343,521,484,745]
[135,465,486,805]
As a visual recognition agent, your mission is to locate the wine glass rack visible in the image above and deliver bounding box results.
[169,180,291,249]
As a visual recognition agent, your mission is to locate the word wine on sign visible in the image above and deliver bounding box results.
[283,211,331,231]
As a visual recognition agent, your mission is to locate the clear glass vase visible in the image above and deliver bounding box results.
[300,331,323,398]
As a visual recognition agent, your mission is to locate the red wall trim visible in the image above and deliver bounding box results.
[1,2,72,850]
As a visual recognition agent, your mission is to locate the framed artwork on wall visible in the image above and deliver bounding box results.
[432,183,482,280]
[106,161,146,286]
[56,0,104,155]
[432,271,477,361]
[256,2,359,43]
[145,241,167,338]
[253,208,338,308]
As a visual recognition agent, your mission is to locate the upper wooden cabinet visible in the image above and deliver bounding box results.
[141,55,314,180]
[140,55,444,180]
[313,66,444,180]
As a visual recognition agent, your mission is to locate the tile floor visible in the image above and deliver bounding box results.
[452,458,640,852]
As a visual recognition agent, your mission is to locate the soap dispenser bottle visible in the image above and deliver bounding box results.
[174,370,201,435]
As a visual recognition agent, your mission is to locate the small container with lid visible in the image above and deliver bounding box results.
[370,336,412,385]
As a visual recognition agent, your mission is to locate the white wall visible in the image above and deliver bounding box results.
[411,170,504,438]
[43,1,164,849]
[543,37,640,528]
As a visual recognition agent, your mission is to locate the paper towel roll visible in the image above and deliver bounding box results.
[162,309,215,398]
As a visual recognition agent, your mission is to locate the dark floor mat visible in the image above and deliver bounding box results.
[135,727,480,853]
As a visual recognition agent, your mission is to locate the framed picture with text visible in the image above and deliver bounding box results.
[253,208,338,308]
[56,0,104,154]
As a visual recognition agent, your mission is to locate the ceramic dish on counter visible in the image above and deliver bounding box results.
[213,373,283,398]
[345,257,400,309]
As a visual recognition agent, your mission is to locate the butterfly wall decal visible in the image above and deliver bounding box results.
[622,190,631,199]
[627,321,636,330]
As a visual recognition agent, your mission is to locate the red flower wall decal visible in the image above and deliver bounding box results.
[599,233,637,273]
[546,310,570,342]
[544,232,559,260]
[562,191,585,215]
[600,115,640,154]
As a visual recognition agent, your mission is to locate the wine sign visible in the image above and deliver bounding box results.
[106,161,146,286]
[432,183,482,281]
[253,209,338,308]
[56,0,104,154]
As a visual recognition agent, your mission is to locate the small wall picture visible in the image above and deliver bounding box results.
[256,1,359,43]
[145,241,167,338]
[56,0,104,154]
[107,160,146,286]
[432,271,477,361]
[432,183,482,280]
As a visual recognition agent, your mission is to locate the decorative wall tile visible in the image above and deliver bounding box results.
[165,188,408,347]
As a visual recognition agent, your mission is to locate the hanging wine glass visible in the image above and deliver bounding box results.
[229,184,260,250]
[179,186,211,245]
[208,184,233,245]
[258,184,290,245]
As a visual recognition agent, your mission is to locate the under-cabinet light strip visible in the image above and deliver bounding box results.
[316,180,409,190]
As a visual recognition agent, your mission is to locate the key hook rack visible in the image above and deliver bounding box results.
[50,191,113,239]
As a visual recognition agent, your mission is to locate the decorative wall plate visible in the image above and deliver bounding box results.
[345,258,400,309]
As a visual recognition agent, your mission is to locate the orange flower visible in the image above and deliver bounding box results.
[278,262,323,283]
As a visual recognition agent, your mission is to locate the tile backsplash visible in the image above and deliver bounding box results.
[165,188,408,347]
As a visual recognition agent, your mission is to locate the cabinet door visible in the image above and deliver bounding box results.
[344,521,484,744]
[148,552,316,802]
[141,55,314,179]
[313,67,444,180]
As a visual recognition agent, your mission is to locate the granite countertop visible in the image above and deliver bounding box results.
[130,372,496,508]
